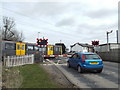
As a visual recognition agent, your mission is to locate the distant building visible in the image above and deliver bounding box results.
[70,43,94,53]
[94,43,120,62]
[94,43,120,52]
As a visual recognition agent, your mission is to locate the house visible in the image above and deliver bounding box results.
[70,43,94,53]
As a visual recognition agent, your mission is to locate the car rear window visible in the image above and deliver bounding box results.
[84,54,100,59]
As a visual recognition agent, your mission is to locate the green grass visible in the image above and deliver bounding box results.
[2,66,22,88]
[19,64,61,88]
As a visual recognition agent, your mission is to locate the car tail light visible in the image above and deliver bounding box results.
[97,55,102,60]
[82,55,85,61]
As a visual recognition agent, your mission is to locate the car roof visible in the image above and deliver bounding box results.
[75,52,96,55]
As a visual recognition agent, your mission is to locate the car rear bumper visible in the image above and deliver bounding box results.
[81,64,103,70]
[82,67,103,71]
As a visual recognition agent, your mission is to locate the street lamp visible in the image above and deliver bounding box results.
[38,32,40,39]
[116,30,118,44]
[106,30,113,44]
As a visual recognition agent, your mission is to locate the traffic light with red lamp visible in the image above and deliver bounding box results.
[92,41,99,46]
[36,38,48,45]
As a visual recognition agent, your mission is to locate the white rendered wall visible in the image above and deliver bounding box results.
[72,44,88,52]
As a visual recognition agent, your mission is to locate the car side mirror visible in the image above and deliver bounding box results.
[69,57,72,58]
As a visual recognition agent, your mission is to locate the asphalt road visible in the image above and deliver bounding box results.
[55,61,119,88]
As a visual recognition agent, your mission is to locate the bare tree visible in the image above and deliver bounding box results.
[2,17,24,41]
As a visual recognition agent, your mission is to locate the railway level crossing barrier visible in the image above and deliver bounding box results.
[43,55,72,57]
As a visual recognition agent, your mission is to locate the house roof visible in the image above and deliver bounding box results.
[70,43,93,48]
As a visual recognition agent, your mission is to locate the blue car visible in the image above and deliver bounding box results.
[67,52,103,73]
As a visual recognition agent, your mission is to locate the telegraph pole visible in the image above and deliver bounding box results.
[0,12,2,89]
[116,30,118,44]
[106,30,113,43]
[106,30,113,51]
[107,32,108,44]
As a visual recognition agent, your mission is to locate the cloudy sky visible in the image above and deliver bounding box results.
[1,0,119,48]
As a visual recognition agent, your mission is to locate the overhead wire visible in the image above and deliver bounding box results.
[2,7,80,38]
[1,9,74,43]
[2,7,117,43]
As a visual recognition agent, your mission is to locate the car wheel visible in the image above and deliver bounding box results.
[67,62,71,68]
[97,69,102,73]
[77,66,83,73]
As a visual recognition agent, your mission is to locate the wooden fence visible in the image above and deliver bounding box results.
[3,54,34,67]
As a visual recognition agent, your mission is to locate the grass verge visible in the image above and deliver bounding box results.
[2,64,62,88]
[20,63,61,88]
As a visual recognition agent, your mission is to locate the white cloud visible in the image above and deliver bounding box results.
[1,0,119,48]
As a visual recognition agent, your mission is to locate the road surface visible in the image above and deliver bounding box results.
[55,61,119,88]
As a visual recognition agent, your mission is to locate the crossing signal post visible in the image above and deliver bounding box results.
[92,41,99,46]
[36,38,48,46]
[92,41,99,53]
[36,38,48,60]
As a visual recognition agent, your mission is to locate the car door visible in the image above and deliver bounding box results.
[68,54,75,67]
[71,54,78,67]
[74,54,81,68]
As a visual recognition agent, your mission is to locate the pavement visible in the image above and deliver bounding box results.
[42,61,76,88]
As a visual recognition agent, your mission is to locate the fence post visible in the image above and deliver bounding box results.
[22,55,24,65]
[4,56,6,66]
[19,56,21,65]
[27,55,29,64]
[11,56,13,66]
[15,56,17,66]
[21,56,23,65]
[15,55,17,66]
[31,54,34,64]
[7,56,10,67]
[24,55,27,64]
[17,56,19,65]
[26,54,28,64]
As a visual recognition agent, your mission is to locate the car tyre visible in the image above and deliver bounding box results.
[77,66,83,73]
[67,62,71,68]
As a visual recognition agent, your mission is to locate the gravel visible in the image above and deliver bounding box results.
[41,62,77,88]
